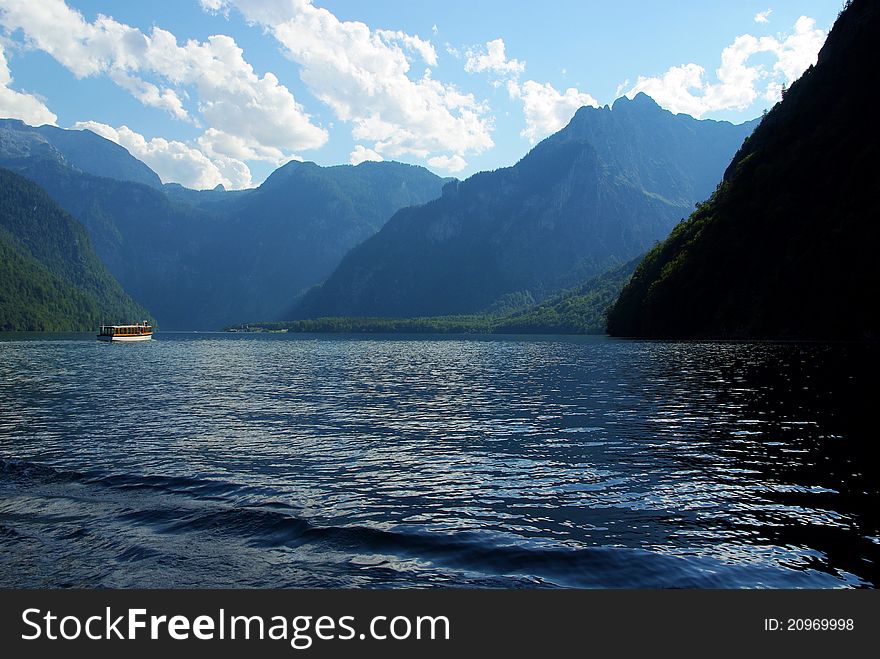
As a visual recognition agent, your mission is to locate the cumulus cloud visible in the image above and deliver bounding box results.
[754,9,772,24]
[0,43,57,125]
[624,16,825,117]
[376,29,438,66]
[464,38,524,78]
[0,0,327,163]
[199,0,227,12]
[427,154,466,173]
[349,144,383,165]
[508,80,599,143]
[208,0,493,168]
[109,70,192,123]
[764,80,783,103]
[772,16,825,83]
[74,120,252,189]
[197,127,287,165]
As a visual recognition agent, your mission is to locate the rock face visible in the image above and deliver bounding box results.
[607,0,879,340]
[295,94,757,319]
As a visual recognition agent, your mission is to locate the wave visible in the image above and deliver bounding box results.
[0,458,852,588]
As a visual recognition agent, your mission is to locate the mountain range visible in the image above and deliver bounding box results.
[2,91,761,332]
[0,118,161,188]
[294,94,757,319]
[0,167,150,331]
[608,0,878,340]
[0,121,448,329]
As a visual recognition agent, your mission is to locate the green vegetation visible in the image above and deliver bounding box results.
[494,258,639,333]
[0,167,152,331]
[294,96,756,320]
[1,124,449,329]
[0,232,111,331]
[238,315,497,334]
[0,94,754,332]
[608,0,879,340]
[232,258,637,335]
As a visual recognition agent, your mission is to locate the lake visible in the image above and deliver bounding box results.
[0,332,876,588]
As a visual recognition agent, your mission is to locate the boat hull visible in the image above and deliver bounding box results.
[97,334,152,342]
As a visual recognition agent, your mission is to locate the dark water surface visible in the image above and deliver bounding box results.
[0,332,876,588]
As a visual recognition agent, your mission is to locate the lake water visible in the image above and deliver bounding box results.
[0,333,876,588]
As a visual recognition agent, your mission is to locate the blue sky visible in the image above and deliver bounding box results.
[0,0,842,188]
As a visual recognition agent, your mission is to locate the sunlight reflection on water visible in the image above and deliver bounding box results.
[0,333,876,587]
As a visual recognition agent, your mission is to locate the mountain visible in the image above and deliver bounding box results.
[211,160,452,324]
[494,257,640,334]
[294,94,757,319]
[0,156,227,328]
[0,167,151,331]
[237,256,639,335]
[0,119,161,189]
[0,128,448,328]
[162,182,251,211]
[607,0,879,340]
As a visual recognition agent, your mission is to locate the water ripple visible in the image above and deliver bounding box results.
[0,333,876,587]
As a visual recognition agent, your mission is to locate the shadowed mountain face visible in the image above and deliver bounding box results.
[0,119,162,189]
[293,94,757,320]
[204,160,453,325]
[608,0,879,340]
[0,123,448,328]
[0,167,150,331]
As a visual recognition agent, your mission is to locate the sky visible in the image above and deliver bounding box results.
[0,0,843,189]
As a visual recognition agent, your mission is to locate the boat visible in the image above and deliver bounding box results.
[97,321,153,342]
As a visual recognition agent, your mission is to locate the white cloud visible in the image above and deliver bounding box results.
[0,0,327,165]
[773,16,825,83]
[625,16,825,117]
[626,63,707,117]
[109,70,192,123]
[427,154,466,173]
[198,127,286,165]
[0,42,57,125]
[199,0,227,12]
[508,79,599,143]
[764,80,783,103]
[74,121,252,190]
[755,9,772,24]
[376,29,437,67]
[464,38,524,78]
[349,144,383,165]
[210,0,493,168]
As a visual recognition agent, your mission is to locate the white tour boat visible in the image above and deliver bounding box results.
[97,321,153,342]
